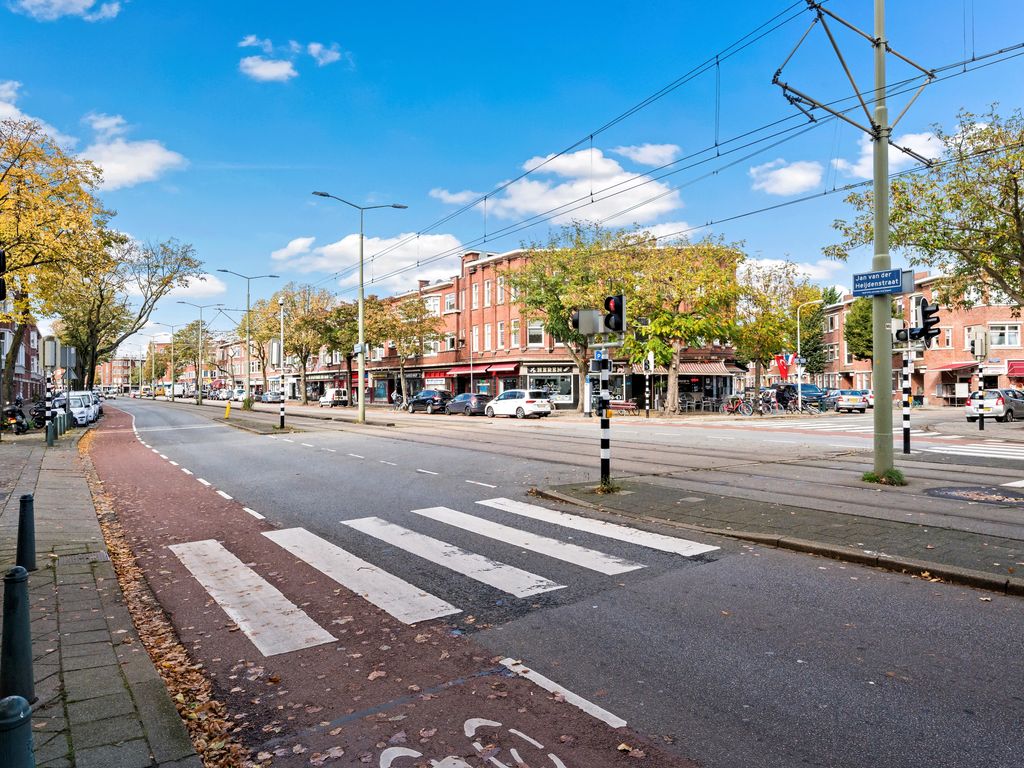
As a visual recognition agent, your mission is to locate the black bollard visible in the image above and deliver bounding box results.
[979,411,985,431]
[0,696,34,768]
[0,567,35,704]
[15,496,36,572]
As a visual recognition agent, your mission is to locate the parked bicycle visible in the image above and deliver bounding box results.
[720,395,753,416]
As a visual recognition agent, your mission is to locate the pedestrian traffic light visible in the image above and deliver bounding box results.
[920,298,941,347]
[603,294,625,333]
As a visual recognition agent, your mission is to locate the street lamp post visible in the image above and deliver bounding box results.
[178,301,223,405]
[152,322,179,401]
[796,299,825,412]
[312,191,407,424]
[278,296,285,428]
[216,270,278,403]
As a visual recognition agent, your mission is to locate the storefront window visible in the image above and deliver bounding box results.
[527,374,573,403]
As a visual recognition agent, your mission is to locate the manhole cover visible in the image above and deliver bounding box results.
[926,486,1024,505]
[58,551,110,564]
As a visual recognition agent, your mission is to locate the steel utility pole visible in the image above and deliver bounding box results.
[217,270,278,403]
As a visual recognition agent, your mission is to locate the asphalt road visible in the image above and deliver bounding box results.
[109,400,1024,768]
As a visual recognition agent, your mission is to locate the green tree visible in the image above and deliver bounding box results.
[826,107,1024,312]
[172,320,215,393]
[380,296,444,402]
[801,303,827,378]
[277,284,332,404]
[237,298,280,394]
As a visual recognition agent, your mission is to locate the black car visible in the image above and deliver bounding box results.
[769,382,825,407]
[407,389,454,414]
[445,392,493,416]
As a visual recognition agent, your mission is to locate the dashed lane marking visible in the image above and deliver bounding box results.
[500,658,627,729]
[168,539,334,656]
[216,490,232,500]
[197,478,211,486]
[262,528,460,625]
[342,516,565,598]
[323,448,337,452]
[1001,479,1024,487]
[181,468,193,475]
[347,453,365,459]
[466,480,498,489]
[282,438,294,443]
[159,454,169,460]
[416,469,439,475]
[301,443,314,447]
[169,461,179,466]
[478,497,720,557]
[243,507,266,520]
[380,460,397,466]
[412,506,644,575]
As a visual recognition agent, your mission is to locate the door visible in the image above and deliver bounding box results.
[492,391,517,416]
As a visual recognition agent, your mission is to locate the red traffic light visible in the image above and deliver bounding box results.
[603,294,625,332]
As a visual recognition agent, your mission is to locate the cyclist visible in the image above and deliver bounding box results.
[776,385,794,411]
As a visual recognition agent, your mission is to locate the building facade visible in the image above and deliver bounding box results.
[0,319,43,401]
[95,356,141,392]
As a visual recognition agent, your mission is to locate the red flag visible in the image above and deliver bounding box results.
[774,354,789,379]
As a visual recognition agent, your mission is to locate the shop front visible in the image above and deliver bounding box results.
[929,361,978,405]
[445,364,519,397]
[676,361,738,409]
[524,364,577,409]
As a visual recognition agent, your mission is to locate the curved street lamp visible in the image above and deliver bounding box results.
[177,301,223,404]
[216,270,278,402]
[312,191,407,423]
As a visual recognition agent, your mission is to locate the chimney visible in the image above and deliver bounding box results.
[418,280,429,290]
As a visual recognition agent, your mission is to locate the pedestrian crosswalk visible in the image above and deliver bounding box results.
[721,417,934,437]
[924,442,1024,461]
[168,498,719,656]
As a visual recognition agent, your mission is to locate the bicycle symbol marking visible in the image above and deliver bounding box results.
[378,717,569,767]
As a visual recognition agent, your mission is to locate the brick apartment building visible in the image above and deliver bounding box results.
[0,316,43,401]
[758,272,1024,406]
[95,356,140,392]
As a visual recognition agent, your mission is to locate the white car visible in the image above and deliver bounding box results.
[70,390,98,422]
[485,389,553,419]
[68,394,92,426]
[965,388,1024,423]
[230,388,246,401]
[318,387,349,408]
[835,389,869,414]
[217,389,233,401]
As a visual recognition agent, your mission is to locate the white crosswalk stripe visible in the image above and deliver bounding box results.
[412,506,644,575]
[263,527,461,624]
[477,497,720,557]
[168,539,334,656]
[925,443,1024,461]
[342,516,565,597]
[720,418,933,437]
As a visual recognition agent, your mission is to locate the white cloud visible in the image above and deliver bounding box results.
[0,79,77,146]
[271,236,316,261]
[83,136,186,190]
[238,34,273,54]
[484,148,682,226]
[274,232,464,294]
[125,273,226,299]
[10,0,121,21]
[610,143,681,167]
[745,256,844,283]
[239,56,298,83]
[307,42,342,66]
[83,112,127,139]
[833,132,941,179]
[429,188,482,206]
[637,221,696,243]
[0,81,21,103]
[749,158,823,195]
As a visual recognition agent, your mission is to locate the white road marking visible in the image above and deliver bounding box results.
[197,478,211,486]
[181,468,193,475]
[416,469,439,475]
[301,443,314,447]
[342,517,564,598]
[380,460,397,466]
[168,539,334,656]
[412,506,643,575]
[151,448,160,454]
[243,507,266,520]
[347,453,365,459]
[282,438,294,443]
[159,454,169,460]
[216,490,232,500]
[136,424,220,432]
[466,480,498,489]
[925,444,1024,460]
[262,528,460,624]
[323,448,337,452]
[169,461,179,466]
[478,497,720,557]
[500,658,627,728]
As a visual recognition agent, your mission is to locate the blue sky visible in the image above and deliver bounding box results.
[4,0,1024,353]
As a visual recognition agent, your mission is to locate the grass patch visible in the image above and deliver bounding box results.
[594,481,623,494]
[862,468,907,486]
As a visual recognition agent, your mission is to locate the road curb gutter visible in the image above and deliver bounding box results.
[533,487,1023,597]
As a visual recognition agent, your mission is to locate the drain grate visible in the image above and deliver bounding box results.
[58,551,110,564]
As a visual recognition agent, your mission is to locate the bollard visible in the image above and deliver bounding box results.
[59,412,66,434]
[979,411,985,431]
[0,567,35,704]
[0,696,34,768]
[45,421,53,447]
[15,496,35,572]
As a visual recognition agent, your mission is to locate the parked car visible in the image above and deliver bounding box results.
[407,389,454,414]
[261,391,284,403]
[70,391,98,422]
[965,388,1024,422]
[216,389,233,400]
[834,389,870,414]
[230,388,246,402]
[68,395,92,426]
[821,389,841,411]
[445,392,493,416]
[485,389,553,419]
[768,382,825,407]
[318,387,349,408]
[92,391,103,416]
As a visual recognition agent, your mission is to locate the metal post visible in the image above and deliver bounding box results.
[279,298,285,429]
[645,371,650,419]
[871,0,894,474]
[599,360,610,487]
[44,374,53,447]
[0,567,35,704]
[0,695,35,768]
[902,351,911,454]
[15,495,35,572]
[979,409,985,431]
[197,308,204,405]
[169,332,175,401]
[357,208,366,424]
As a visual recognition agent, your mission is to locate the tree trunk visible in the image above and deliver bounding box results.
[665,341,681,412]
[2,323,27,403]
[299,362,308,405]
[568,343,588,413]
[754,360,763,394]
[399,360,407,406]
[346,355,354,406]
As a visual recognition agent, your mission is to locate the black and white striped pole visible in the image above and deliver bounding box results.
[902,351,911,455]
[44,374,53,447]
[598,357,610,487]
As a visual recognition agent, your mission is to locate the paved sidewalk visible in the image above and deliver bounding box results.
[544,475,1024,596]
[0,431,200,768]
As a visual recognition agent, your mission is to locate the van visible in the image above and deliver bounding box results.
[318,387,349,408]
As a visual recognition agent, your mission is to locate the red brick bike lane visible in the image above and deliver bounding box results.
[90,408,697,767]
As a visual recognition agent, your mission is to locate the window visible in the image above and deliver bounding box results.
[825,315,837,333]
[911,295,924,326]
[509,283,519,302]
[510,319,520,347]
[445,293,456,312]
[527,320,544,347]
[484,323,492,351]
[989,287,1014,305]
[964,326,977,350]
[497,321,505,348]
[825,343,839,362]
[472,325,479,352]
[990,324,1021,347]
[425,296,441,317]
[484,280,492,307]
[459,289,465,310]
[30,331,37,349]
[445,334,456,351]
[424,340,439,356]
[471,283,479,309]
[497,276,505,304]
[941,328,953,349]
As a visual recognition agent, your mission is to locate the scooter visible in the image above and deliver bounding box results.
[29,402,48,429]
[2,404,30,435]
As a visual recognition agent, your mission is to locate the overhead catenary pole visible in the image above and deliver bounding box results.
[279,296,285,429]
[796,299,824,412]
[901,350,911,454]
[178,301,223,406]
[216,270,278,403]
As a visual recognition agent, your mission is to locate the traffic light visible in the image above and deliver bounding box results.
[603,294,625,333]
[920,299,941,347]
[0,245,6,302]
[894,328,911,343]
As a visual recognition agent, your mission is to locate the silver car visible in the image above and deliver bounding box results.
[965,388,1024,423]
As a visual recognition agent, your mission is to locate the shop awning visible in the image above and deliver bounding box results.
[445,366,481,375]
[1008,360,1024,377]
[487,363,519,373]
[933,361,978,373]
[676,361,732,376]
[630,363,669,375]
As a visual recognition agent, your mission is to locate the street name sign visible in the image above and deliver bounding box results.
[852,268,903,297]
